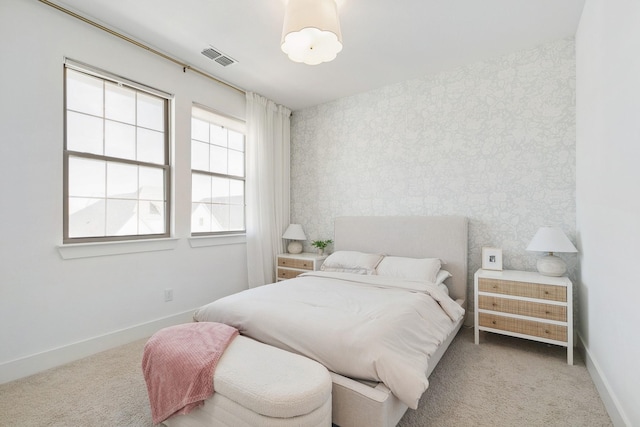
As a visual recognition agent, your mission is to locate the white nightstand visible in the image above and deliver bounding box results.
[276,252,327,281]
[474,269,573,365]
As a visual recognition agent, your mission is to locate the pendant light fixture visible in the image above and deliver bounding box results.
[281,0,343,65]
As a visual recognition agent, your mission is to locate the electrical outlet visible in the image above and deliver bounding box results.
[164,289,173,302]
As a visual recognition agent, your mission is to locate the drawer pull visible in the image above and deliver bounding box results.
[492,320,497,325]
[544,329,550,334]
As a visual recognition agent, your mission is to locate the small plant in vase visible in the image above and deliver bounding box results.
[311,239,333,255]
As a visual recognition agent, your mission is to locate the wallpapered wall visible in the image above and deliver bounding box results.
[290,38,576,305]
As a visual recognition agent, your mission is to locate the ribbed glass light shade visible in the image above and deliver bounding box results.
[281,0,343,65]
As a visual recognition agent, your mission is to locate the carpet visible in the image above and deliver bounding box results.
[0,327,611,426]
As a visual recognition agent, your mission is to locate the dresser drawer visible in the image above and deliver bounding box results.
[478,295,567,322]
[479,312,567,342]
[277,257,314,270]
[277,268,303,280]
[478,278,566,302]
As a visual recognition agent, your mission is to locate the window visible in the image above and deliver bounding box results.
[64,60,171,243]
[191,105,246,235]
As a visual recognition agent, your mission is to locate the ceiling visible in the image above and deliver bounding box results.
[51,0,585,111]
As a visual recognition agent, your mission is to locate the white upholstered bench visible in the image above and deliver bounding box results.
[163,335,332,427]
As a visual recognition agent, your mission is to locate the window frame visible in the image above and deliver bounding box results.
[190,104,246,236]
[63,59,172,244]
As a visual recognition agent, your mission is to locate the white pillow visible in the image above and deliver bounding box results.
[435,269,452,285]
[435,270,452,295]
[375,256,442,283]
[321,251,383,275]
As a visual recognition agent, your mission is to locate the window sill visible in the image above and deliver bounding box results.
[58,238,179,260]
[189,234,246,248]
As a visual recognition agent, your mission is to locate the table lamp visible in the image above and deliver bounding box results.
[526,227,577,276]
[282,224,306,254]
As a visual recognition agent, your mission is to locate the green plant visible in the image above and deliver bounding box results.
[311,239,333,250]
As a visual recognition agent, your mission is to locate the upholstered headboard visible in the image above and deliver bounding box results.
[334,216,469,309]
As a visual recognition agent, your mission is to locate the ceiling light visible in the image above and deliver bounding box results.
[281,0,343,65]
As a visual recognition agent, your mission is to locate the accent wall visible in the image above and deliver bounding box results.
[291,38,577,309]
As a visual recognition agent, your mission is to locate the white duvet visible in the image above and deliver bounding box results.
[193,272,465,409]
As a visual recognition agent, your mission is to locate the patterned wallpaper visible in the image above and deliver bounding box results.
[290,38,577,305]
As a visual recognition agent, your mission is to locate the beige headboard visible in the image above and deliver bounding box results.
[334,216,469,309]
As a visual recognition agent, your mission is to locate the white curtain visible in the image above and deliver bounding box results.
[245,92,292,287]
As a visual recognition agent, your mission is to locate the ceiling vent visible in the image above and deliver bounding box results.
[201,46,237,67]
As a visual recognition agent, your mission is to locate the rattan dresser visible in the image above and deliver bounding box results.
[276,252,327,281]
[474,269,573,364]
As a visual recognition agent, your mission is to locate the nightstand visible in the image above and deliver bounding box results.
[276,252,327,281]
[474,269,573,365]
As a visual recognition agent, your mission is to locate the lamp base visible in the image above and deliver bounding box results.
[536,254,567,277]
[287,241,303,254]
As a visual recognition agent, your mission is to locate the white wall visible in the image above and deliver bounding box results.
[0,0,248,382]
[576,1,640,425]
[291,39,577,307]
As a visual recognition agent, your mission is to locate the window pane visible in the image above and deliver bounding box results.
[211,176,229,203]
[137,128,164,164]
[139,167,164,201]
[67,112,104,154]
[210,124,226,147]
[105,82,135,124]
[66,70,103,116]
[210,145,227,174]
[105,120,136,160]
[228,150,244,177]
[106,162,138,199]
[139,201,165,234]
[228,130,244,152]
[229,179,244,205]
[68,197,106,238]
[137,93,164,131]
[106,198,138,235]
[191,203,212,233]
[191,141,209,171]
[192,174,211,203]
[211,204,229,232]
[229,205,244,231]
[69,157,105,198]
[192,118,209,142]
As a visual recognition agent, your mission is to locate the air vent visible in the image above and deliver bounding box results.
[201,46,237,67]
[201,47,222,60]
[215,56,235,67]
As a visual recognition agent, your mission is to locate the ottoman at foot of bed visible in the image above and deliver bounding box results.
[163,334,333,427]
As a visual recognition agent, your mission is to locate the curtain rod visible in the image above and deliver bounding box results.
[38,0,246,95]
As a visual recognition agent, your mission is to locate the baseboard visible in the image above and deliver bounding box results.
[0,309,196,384]
[577,333,631,427]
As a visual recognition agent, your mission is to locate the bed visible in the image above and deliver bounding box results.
[192,215,468,427]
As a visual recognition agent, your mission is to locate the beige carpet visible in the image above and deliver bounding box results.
[0,327,612,427]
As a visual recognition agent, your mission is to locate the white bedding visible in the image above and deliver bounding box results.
[193,272,464,410]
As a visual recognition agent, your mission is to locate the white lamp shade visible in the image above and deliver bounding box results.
[281,0,343,65]
[526,227,577,254]
[283,224,306,241]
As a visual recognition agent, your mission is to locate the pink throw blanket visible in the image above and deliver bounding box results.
[142,322,238,424]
